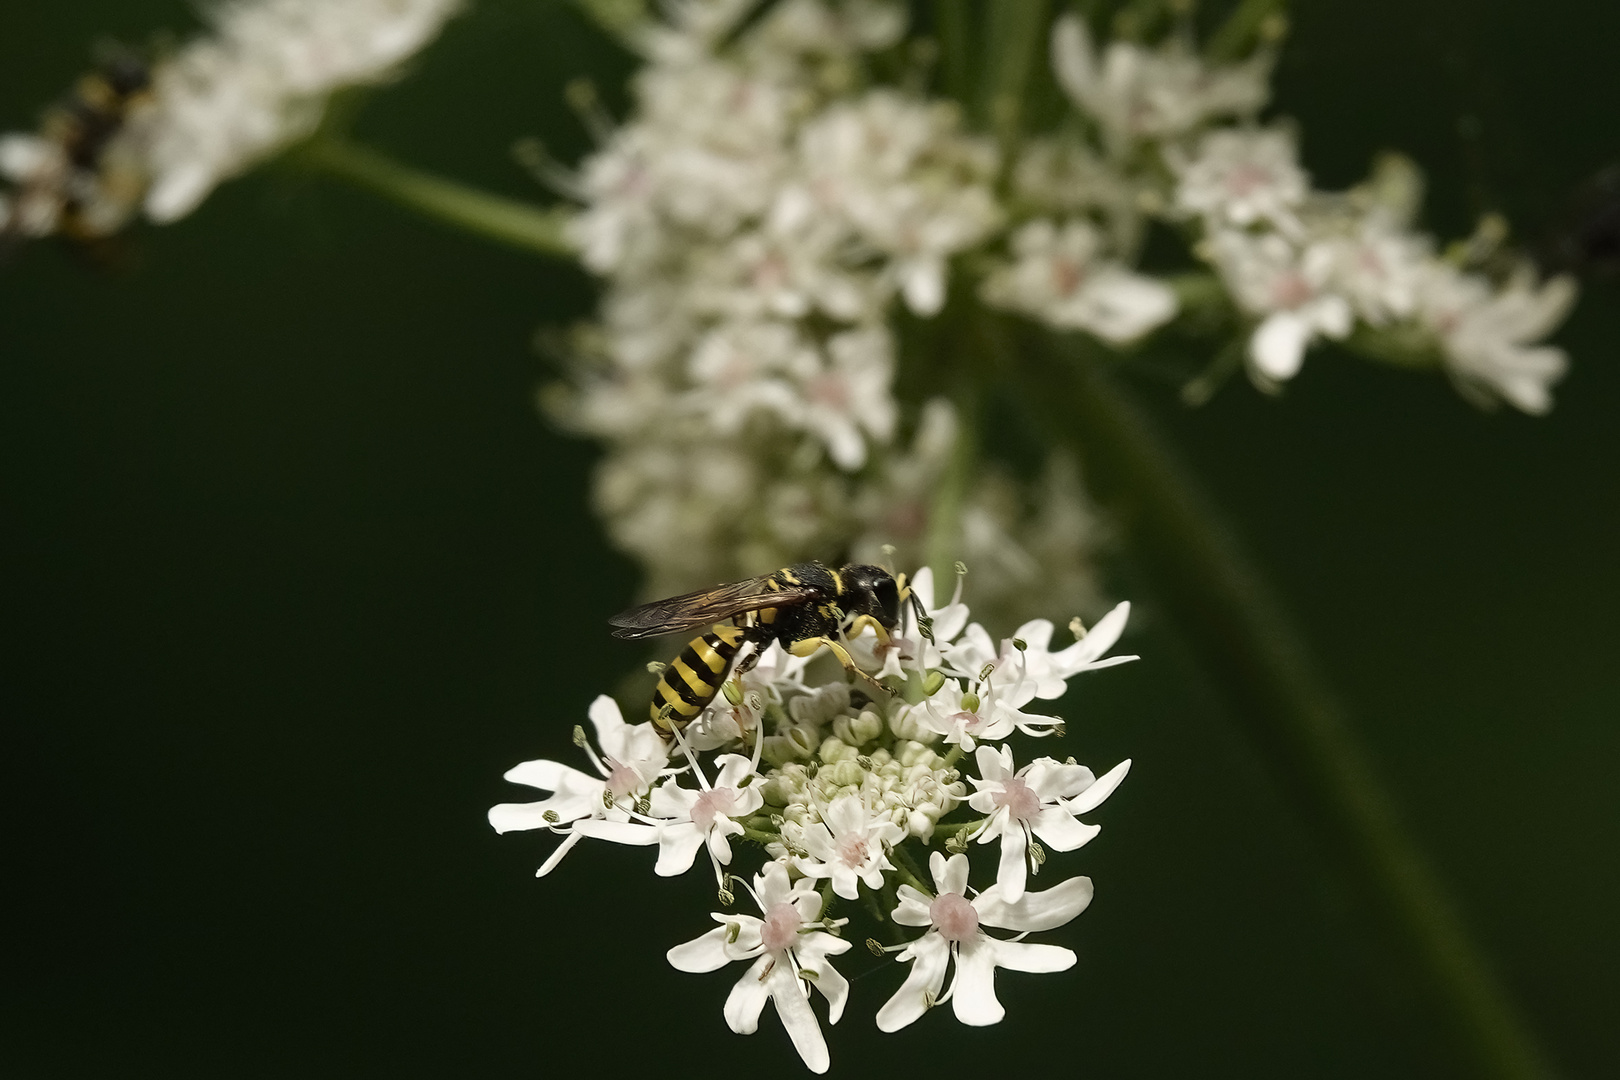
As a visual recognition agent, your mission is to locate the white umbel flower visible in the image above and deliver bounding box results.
[1173,127,1310,234]
[668,861,851,1074]
[1050,14,1271,148]
[643,753,765,878]
[876,851,1093,1031]
[1417,264,1577,415]
[981,219,1178,343]
[792,792,905,900]
[967,745,1130,902]
[486,695,668,876]
[133,0,462,222]
[1208,229,1352,383]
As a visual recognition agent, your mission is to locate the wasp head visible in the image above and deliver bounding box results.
[839,564,901,632]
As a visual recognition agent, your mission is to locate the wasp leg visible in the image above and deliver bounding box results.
[789,636,890,696]
[844,614,891,647]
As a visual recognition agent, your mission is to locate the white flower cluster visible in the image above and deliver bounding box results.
[0,0,459,239]
[1175,126,1577,412]
[558,0,1097,614]
[996,15,1577,412]
[489,569,1134,1071]
[564,4,1576,629]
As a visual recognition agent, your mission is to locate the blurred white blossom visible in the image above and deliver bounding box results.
[1049,13,1272,150]
[0,0,460,237]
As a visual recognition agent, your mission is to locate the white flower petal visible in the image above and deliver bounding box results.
[975,875,1095,932]
[1066,758,1132,815]
[654,821,707,876]
[892,885,934,927]
[573,818,659,846]
[1031,807,1101,852]
[1250,310,1312,380]
[668,924,748,973]
[534,828,584,878]
[875,932,950,1032]
[723,954,776,1035]
[1049,15,1096,111]
[996,827,1029,902]
[933,851,970,896]
[765,958,830,1074]
[985,938,1076,974]
[950,936,1005,1026]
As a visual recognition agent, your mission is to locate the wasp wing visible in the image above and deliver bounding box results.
[609,575,823,640]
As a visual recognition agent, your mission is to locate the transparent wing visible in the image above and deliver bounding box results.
[608,575,822,640]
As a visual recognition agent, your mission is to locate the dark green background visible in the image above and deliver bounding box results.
[2,1,1615,1076]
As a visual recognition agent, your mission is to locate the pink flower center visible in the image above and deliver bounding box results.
[760,902,803,952]
[930,892,980,943]
[1051,256,1087,296]
[1226,163,1274,197]
[950,710,983,732]
[751,254,787,290]
[993,776,1042,823]
[605,759,640,800]
[1271,272,1312,309]
[691,787,738,831]
[806,372,851,410]
[835,832,870,868]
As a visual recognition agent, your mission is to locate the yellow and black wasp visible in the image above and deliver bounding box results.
[1,51,151,258]
[610,561,921,737]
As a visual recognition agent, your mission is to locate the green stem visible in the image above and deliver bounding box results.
[297,138,576,259]
[924,386,976,586]
[930,815,988,838]
[975,0,1051,155]
[1023,336,1557,1080]
[931,0,973,106]
[888,845,934,897]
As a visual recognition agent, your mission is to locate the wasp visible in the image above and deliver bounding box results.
[610,562,921,737]
[2,51,151,254]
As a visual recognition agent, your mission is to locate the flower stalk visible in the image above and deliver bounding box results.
[1023,332,1558,1080]
[297,138,576,258]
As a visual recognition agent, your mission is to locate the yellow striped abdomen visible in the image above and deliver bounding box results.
[650,625,746,734]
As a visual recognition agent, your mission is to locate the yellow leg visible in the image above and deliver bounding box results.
[790,635,890,696]
[844,614,891,647]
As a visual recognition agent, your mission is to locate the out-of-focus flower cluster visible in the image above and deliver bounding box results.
[1027,15,1576,411]
[555,0,1576,627]
[554,0,1107,620]
[0,0,459,239]
[490,569,1134,1071]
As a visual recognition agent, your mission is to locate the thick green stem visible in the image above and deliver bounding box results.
[924,387,976,585]
[931,0,973,105]
[930,815,988,838]
[297,139,576,259]
[1024,338,1557,1080]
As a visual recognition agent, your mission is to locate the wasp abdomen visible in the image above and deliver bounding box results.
[650,624,746,733]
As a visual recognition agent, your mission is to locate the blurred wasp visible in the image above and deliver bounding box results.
[610,561,925,738]
[1,50,151,258]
